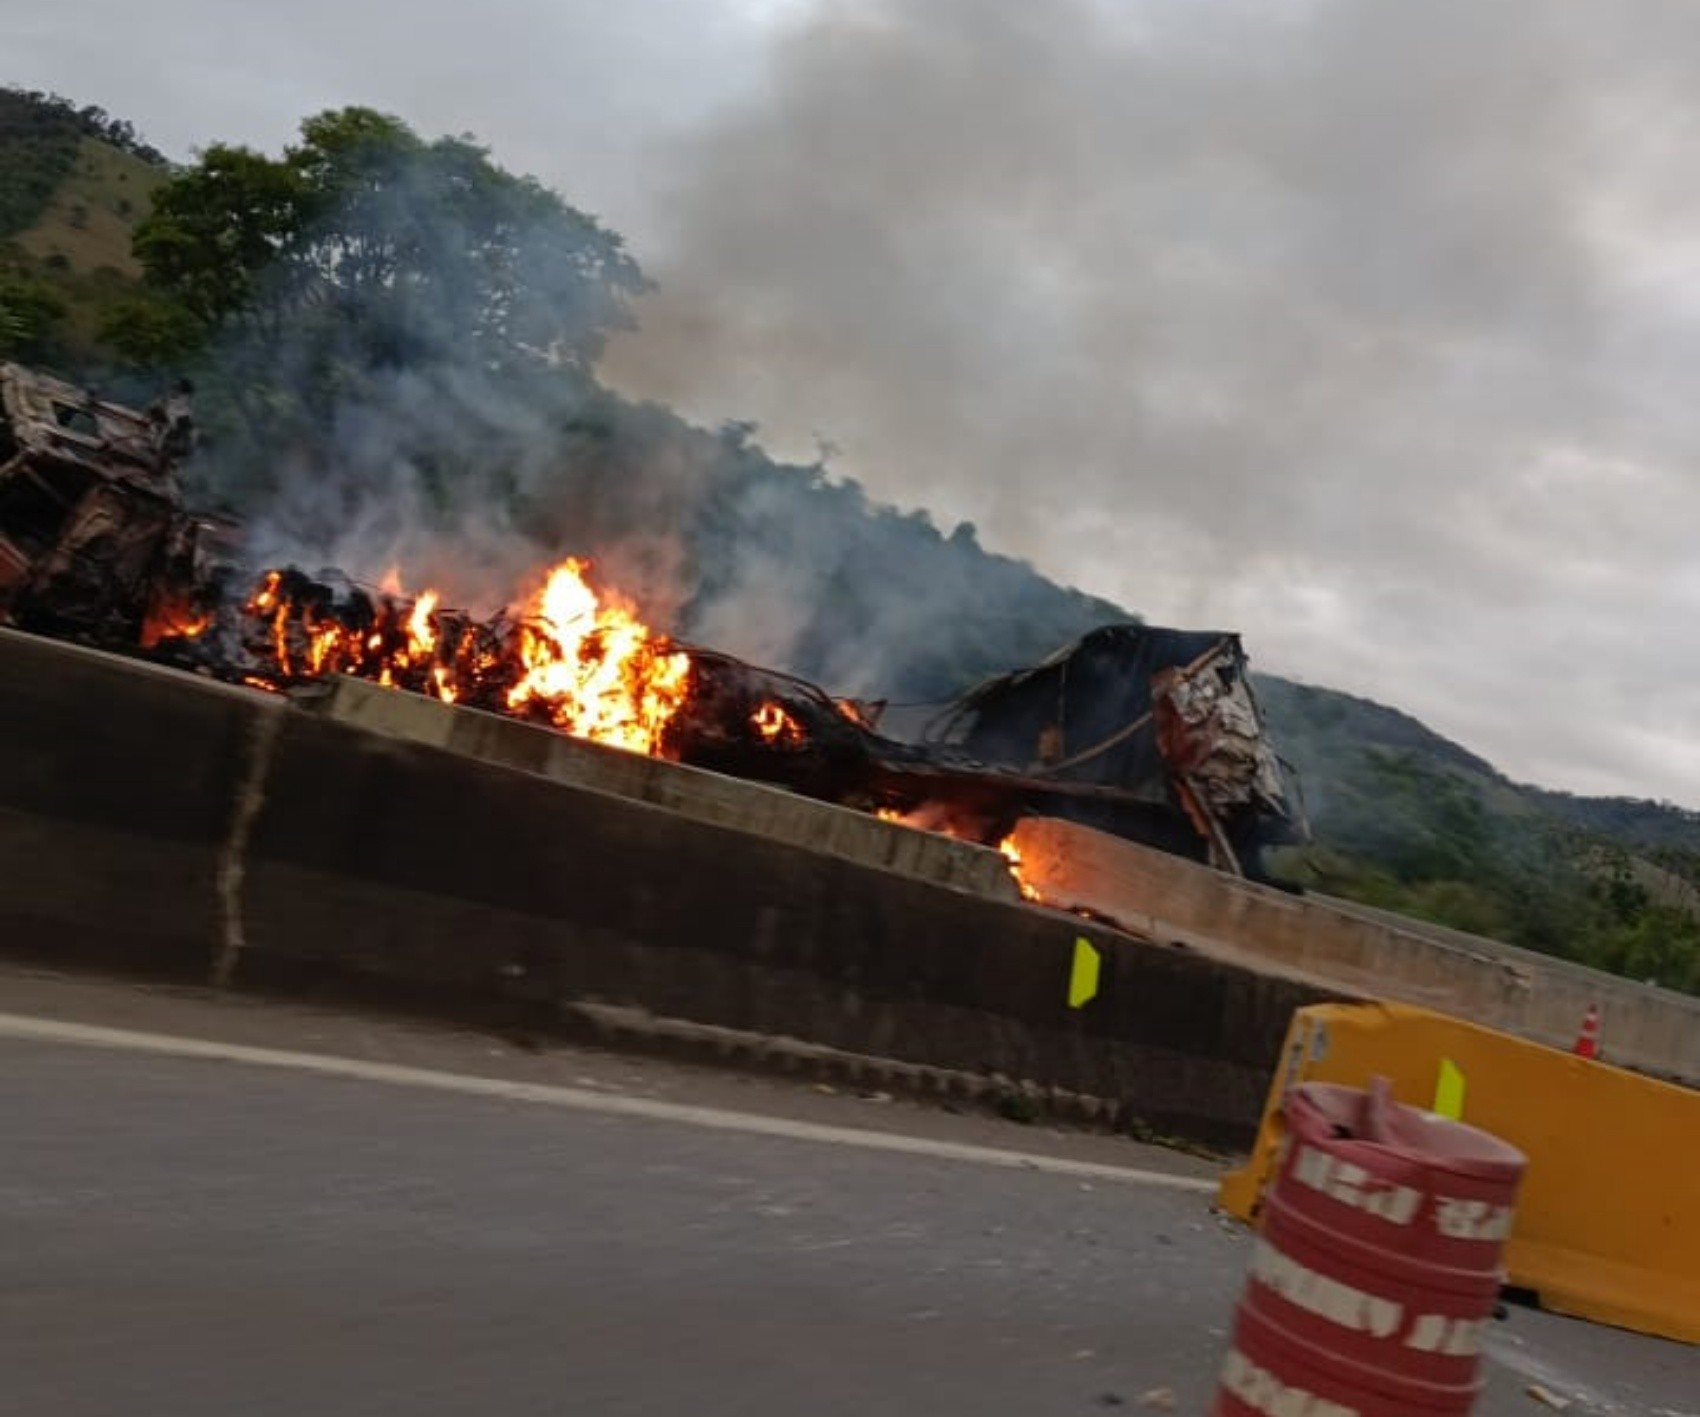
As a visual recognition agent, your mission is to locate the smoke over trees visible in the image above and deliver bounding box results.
[106,107,648,490]
[89,103,1123,693]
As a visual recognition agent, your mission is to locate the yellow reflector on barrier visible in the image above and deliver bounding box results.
[1068,937,1101,1009]
[1433,1056,1466,1120]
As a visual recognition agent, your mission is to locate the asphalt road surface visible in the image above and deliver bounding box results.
[0,969,1693,1417]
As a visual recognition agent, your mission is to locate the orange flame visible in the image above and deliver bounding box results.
[875,805,1044,903]
[751,700,805,746]
[407,590,439,659]
[504,558,692,756]
[999,832,1042,901]
[836,697,886,730]
[139,597,210,649]
[237,557,693,756]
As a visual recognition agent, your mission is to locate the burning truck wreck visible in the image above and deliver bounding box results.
[0,362,236,646]
[0,360,1305,883]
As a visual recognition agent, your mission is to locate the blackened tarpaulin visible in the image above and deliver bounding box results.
[924,624,1304,874]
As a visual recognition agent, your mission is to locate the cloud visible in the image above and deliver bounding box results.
[600,0,1700,805]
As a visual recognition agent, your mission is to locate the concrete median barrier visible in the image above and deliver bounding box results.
[0,629,285,980]
[308,675,1022,902]
[0,629,1330,1145]
[1218,1001,1700,1345]
[1011,816,1700,1086]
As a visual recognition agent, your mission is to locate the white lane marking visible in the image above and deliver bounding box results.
[0,1012,1218,1194]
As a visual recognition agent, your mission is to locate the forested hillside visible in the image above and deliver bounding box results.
[0,89,167,367]
[1257,678,1700,991]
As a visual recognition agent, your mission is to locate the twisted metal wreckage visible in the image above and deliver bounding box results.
[0,361,1307,878]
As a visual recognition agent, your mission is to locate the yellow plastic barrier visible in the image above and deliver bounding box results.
[1219,1002,1700,1346]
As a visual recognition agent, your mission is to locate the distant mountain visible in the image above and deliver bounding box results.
[0,87,169,371]
[1254,676,1700,992]
[3,86,1696,994]
[1526,788,1700,857]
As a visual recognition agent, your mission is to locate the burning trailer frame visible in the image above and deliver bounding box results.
[0,360,1305,880]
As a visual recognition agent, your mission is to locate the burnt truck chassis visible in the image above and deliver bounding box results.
[679,639,1306,878]
[0,361,1305,878]
[0,362,235,646]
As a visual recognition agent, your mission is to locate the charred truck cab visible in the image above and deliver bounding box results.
[0,363,235,645]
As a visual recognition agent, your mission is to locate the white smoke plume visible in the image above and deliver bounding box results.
[603,0,1700,803]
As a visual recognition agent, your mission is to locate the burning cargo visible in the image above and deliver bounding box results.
[0,361,1303,882]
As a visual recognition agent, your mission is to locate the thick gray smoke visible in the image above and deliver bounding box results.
[188,179,1119,705]
[205,357,707,630]
[230,365,558,613]
[176,132,704,628]
[602,0,1700,803]
[148,88,1126,705]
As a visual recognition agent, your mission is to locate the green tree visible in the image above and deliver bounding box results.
[133,143,306,336]
[98,292,206,367]
[0,272,68,360]
[0,299,23,354]
[132,107,648,374]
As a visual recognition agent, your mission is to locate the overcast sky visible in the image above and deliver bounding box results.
[10,0,1700,807]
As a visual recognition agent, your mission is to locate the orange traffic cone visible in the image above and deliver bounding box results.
[1573,1003,1600,1060]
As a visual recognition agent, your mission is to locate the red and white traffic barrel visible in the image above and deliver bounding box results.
[1212,1079,1527,1417]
